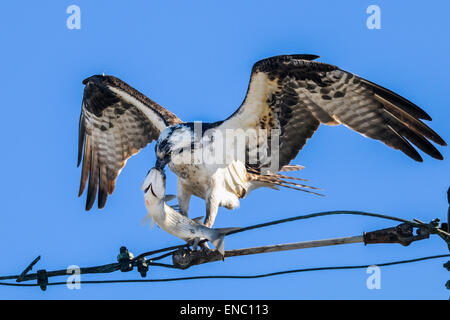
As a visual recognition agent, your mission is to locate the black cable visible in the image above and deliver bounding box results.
[225,210,420,236]
[0,254,448,287]
[134,243,189,261]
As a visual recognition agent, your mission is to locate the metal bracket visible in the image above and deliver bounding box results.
[172,248,222,269]
[363,223,428,246]
[413,218,450,250]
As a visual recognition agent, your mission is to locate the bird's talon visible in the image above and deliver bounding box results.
[189,237,200,251]
[200,241,211,252]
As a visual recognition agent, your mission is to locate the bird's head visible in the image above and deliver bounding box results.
[155,125,194,169]
[141,167,166,200]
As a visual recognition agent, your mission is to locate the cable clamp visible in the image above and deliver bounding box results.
[137,257,148,278]
[117,246,134,272]
[36,269,48,291]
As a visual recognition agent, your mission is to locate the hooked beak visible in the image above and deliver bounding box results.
[155,157,169,170]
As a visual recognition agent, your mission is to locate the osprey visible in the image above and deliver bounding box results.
[77,54,446,229]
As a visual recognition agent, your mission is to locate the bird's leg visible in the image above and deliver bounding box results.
[177,180,192,217]
[186,230,209,251]
[203,195,219,228]
[200,195,220,251]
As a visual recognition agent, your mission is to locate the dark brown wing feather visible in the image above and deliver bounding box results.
[221,55,446,172]
[78,75,181,210]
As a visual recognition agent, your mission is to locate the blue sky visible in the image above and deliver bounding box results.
[0,1,449,299]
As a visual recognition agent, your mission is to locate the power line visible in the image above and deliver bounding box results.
[0,209,448,290]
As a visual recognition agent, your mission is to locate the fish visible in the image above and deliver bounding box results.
[141,167,239,256]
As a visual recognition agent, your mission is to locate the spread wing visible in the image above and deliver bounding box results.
[219,54,446,173]
[78,75,182,210]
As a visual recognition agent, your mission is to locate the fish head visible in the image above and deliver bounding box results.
[141,167,166,200]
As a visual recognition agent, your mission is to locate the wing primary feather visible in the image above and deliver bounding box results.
[361,78,432,121]
[78,135,91,197]
[398,127,443,160]
[77,113,86,167]
[376,94,446,146]
[384,113,444,160]
[108,179,116,195]
[86,148,99,211]
[387,125,423,162]
[98,164,108,209]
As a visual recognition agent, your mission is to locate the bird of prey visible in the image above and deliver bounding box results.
[77,54,446,228]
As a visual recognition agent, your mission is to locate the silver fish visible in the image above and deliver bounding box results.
[141,167,238,255]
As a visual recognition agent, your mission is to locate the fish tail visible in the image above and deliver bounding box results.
[211,235,225,256]
[210,227,240,256]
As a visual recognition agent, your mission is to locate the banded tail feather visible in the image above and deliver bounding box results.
[246,166,323,196]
